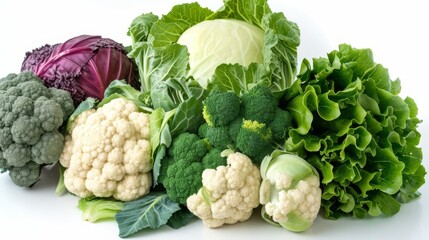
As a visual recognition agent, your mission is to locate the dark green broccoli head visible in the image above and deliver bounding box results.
[18,80,50,101]
[163,160,204,205]
[202,148,227,169]
[12,96,34,117]
[10,116,43,145]
[197,122,209,139]
[0,127,13,150]
[49,88,75,120]
[203,91,240,127]
[168,132,209,163]
[228,117,243,143]
[0,151,11,171]
[8,161,41,187]
[0,72,75,187]
[270,108,292,141]
[241,85,277,124]
[206,125,233,149]
[3,143,31,167]
[236,119,272,163]
[34,97,64,132]
[31,131,64,165]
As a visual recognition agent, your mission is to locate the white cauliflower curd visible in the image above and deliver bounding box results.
[60,98,152,201]
[186,151,261,228]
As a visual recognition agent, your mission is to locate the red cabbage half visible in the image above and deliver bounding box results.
[21,35,139,104]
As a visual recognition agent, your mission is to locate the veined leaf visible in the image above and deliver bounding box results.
[115,192,180,238]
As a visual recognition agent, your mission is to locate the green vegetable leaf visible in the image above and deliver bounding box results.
[78,197,124,223]
[127,43,189,93]
[166,207,196,229]
[115,192,181,238]
[65,97,97,132]
[128,13,159,46]
[169,97,204,137]
[149,3,213,47]
[284,44,425,219]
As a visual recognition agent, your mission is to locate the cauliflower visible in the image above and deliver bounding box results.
[60,98,152,201]
[259,150,322,232]
[186,151,261,228]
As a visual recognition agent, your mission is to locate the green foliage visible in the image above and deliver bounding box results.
[283,44,426,219]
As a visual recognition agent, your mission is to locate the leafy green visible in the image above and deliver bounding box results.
[283,44,426,219]
[78,197,124,223]
[127,0,300,94]
[115,192,180,238]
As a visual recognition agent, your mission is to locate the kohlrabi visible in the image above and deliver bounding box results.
[259,150,322,232]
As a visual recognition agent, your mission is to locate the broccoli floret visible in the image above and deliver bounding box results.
[241,85,277,124]
[202,148,227,169]
[8,161,41,187]
[162,132,227,205]
[236,120,272,164]
[49,88,75,121]
[163,160,204,205]
[10,116,43,145]
[206,125,233,149]
[0,151,11,171]
[31,131,64,165]
[0,72,75,187]
[3,143,31,167]
[0,127,13,150]
[203,91,240,127]
[168,132,209,162]
[34,97,64,132]
[17,80,50,101]
[198,122,209,139]
[270,108,292,141]
[228,117,243,143]
[12,96,34,117]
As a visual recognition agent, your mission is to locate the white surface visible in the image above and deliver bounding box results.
[1,0,428,239]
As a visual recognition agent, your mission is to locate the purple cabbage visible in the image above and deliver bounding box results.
[21,35,139,104]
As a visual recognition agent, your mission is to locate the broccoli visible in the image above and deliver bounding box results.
[269,108,292,141]
[0,72,74,187]
[201,148,227,169]
[199,84,293,165]
[241,84,277,124]
[168,132,209,162]
[203,91,240,126]
[205,125,233,149]
[236,120,272,164]
[8,161,41,187]
[161,132,227,205]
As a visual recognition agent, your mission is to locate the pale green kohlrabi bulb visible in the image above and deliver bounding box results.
[177,19,264,88]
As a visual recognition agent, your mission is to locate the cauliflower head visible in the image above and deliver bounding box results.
[259,150,322,232]
[60,98,152,201]
[186,151,261,228]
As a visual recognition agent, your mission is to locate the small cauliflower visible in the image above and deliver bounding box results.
[60,98,152,201]
[187,150,261,228]
[259,150,322,232]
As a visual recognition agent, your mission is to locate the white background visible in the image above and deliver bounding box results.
[0,0,428,239]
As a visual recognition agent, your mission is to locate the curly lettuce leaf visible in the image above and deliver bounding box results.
[284,44,426,219]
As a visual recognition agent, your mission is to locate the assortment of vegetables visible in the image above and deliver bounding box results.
[0,0,426,238]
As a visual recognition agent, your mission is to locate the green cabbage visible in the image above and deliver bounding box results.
[283,44,426,219]
[127,0,300,98]
[177,19,264,88]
